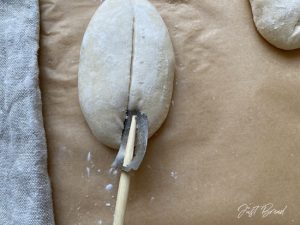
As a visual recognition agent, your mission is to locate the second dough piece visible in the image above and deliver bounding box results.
[249,0,300,50]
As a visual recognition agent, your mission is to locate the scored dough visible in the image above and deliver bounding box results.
[78,0,175,149]
[249,0,300,50]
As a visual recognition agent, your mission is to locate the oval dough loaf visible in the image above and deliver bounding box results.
[249,0,300,50]
[78,0,175,149]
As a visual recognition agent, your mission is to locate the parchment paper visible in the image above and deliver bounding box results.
[39,0,300,224]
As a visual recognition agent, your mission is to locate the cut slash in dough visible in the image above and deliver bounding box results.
[78,0,175,149]
[249,0,300,50]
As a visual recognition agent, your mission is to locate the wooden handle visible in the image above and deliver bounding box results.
[113,115,137,225]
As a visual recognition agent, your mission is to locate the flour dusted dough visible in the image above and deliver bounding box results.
[78,0,175,149]
[249,0,300,50]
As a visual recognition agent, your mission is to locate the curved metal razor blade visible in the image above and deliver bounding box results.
[111,110,148,172]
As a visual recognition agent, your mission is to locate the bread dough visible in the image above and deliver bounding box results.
[78,0,175,149]
[249,0,300,50]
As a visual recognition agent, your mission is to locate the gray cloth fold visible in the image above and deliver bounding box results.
[0,1,55,224]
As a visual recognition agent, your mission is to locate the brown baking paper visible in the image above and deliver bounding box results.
[39,0,300,224]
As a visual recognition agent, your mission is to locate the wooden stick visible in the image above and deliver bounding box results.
[113,115,137,225]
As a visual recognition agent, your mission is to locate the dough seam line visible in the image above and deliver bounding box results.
[127,14,135,113]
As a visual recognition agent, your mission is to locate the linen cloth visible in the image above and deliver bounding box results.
[0,1,55,225]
